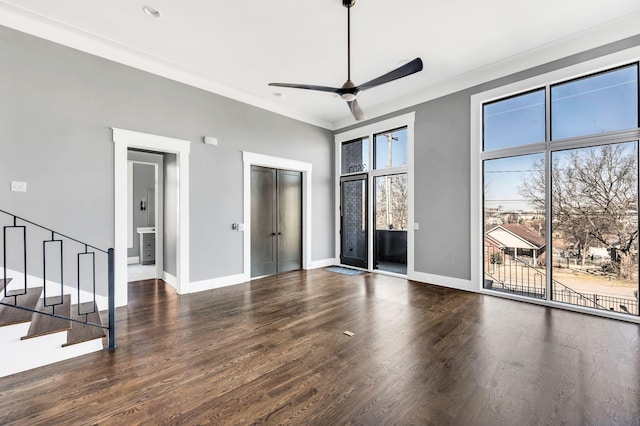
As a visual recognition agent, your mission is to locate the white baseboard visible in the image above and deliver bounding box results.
[184,273,247,294]
[0,319,103,378]
[127,256,140,265]
[162,271,178,289]
[408,270,475,292]
[308,258,338,269]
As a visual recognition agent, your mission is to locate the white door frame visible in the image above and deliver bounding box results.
[113,128,191,306]
[242,151,312,280]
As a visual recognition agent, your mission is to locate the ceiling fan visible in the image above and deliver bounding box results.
[269,0,423,121]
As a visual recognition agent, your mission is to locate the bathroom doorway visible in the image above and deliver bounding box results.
[127,150,164,282]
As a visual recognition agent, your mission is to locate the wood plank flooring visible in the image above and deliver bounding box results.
[0,269,638,424]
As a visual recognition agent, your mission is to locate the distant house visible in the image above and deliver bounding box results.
[485,223,546,265]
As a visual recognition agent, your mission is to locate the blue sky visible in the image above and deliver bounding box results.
[483,64,638,211]
[484,154,544,211]
[375,127,407,169]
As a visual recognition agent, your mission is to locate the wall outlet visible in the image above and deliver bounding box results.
[11,181,27,192]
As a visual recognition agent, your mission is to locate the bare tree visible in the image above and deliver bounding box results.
[375,174,408,230]
[520,143,638,277]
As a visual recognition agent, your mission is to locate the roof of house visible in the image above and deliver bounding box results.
[487,223,545,249]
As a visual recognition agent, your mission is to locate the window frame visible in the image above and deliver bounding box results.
[471,46,640,323]
[335,112,415,276]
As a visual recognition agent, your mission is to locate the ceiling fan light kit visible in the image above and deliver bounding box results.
[269,0,423,121]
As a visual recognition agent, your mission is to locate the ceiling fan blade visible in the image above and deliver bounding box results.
[356,58,423,91]
[268,82,340,94]
[347,99,366,121]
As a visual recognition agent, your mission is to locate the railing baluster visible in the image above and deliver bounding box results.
[108,248,116,351]
[0,209,114,350]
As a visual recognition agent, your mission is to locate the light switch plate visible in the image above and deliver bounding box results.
[414,222,420,230]
[11,181,27,192]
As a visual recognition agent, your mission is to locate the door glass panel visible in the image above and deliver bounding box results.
[374,174,408,274]
[551,65,638,140]
[341,175,368,268]
[277,170,302,273]
[551,142,639,315]
[374,127,407,170]
[483,153,546,298]
[341,137,369,174]
[483,89,546,151]
[251,166,277,277]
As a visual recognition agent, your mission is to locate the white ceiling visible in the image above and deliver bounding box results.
[1,0,640,130]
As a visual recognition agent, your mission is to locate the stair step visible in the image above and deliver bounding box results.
[0,278,13,293]
[63,302,106,347]
[0,287,43,326]
[22,294,72,340]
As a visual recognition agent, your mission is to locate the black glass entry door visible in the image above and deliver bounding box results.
[340,174,368,268]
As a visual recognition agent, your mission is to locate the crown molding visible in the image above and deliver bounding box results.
[0,2,334,130]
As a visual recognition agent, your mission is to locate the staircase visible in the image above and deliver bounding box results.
[1,209,115,377]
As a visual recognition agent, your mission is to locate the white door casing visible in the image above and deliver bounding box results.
[113,128,191,306]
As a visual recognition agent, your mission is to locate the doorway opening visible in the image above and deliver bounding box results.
[126,152,163,282]
[113,128,191,307]
[373,173,408,274]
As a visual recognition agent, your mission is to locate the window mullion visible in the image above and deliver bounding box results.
[545,85,552,302]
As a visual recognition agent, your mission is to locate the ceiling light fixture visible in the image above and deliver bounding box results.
[142,6,161,18]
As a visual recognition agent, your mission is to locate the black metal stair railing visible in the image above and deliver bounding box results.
[0,208,115,350]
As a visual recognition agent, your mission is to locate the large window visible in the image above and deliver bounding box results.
[480,63,640,318]
[335,113,414,276]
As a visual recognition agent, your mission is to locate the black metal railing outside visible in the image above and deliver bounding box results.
[1,208,115,350]
[484,244,638,315]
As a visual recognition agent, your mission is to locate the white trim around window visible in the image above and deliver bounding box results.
[334,111,415,276]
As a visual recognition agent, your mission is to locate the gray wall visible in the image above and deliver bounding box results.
[0,25,334,290]
[336,35,640,281]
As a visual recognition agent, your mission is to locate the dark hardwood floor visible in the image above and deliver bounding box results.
[0,269,638,425]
